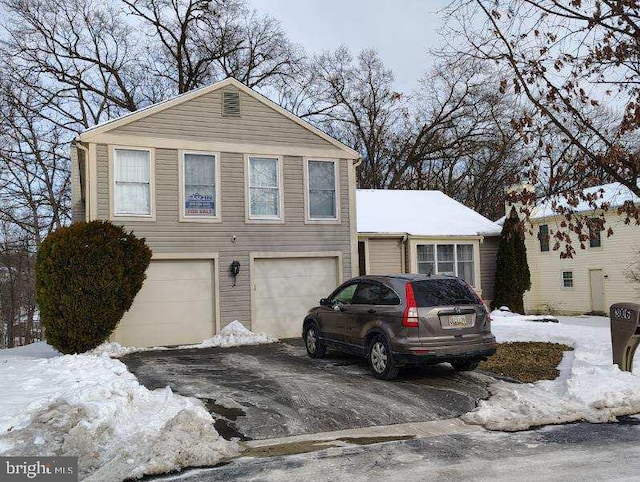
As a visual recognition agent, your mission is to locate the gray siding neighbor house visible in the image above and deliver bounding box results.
[356,190,502,306]
[71,78,360,347]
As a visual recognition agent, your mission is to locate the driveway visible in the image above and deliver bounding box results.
[121,341,491,441]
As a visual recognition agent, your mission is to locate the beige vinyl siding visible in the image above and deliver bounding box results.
[110,87,333,149]
[96,144,352,328]
[479,235,500,306]
[70,145,85,223]
[366,238,404,274]
[524,214,640,314]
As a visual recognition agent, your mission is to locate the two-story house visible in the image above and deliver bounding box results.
[521,182,640,315]
[71,78,360,347]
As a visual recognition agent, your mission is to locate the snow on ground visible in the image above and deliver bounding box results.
[463,311,640,431]
[0,343,239,481]
[90,320,277,358]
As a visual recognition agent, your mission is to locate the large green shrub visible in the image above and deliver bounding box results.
[36,221,152,354]
[492,207,531,313]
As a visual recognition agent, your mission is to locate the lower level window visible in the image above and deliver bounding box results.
[416,243,475,286]
[562,271,574,288]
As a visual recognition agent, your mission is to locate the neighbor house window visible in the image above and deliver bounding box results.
[183,152,217,218]
[307,159,337,220]
[416,243,475,286]
[417,245,435,275]
[539,224,550,252]
[562,271,574,288]
[589,219,602,248]
[248,156,281,219]
[113,148,151,216]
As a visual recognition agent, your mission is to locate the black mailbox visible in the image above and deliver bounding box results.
[610,303,640,372]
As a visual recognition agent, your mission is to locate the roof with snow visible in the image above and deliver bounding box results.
[357,189,502,237]
[529,182,639,220]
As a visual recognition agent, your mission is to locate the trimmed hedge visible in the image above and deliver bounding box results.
[36,221,152,354]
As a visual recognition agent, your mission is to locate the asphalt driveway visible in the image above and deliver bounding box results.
[121,341,492,441]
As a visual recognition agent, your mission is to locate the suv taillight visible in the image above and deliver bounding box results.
[403,283,419,328]
[472,288,492,322]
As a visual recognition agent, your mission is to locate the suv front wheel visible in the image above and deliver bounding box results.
[368,335,399,380]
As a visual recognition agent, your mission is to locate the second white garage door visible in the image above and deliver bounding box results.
[112,259,215,347]
[253,257,339,338]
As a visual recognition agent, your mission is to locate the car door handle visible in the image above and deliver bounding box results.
[367,309,376,314]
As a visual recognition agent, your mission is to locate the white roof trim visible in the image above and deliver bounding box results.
[78,78,360,159]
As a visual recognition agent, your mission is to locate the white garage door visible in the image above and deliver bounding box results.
[112,259,215,347]
[253,257,339,338]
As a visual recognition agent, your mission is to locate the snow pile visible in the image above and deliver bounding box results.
[90,320,277,357]
[178,320,277,349]
[464,313,640,431]
[0,346,238,480]
[491,307,558,323]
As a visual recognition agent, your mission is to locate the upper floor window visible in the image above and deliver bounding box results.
[307,159,338,220]
[248,156,281,219]
[416,243,475,286]
[589,218,602,248]
[113,148,151,216]
[182,151,218,219]
[539,224,550,252]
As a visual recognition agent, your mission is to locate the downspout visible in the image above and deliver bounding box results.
[74,140,89,221]
[401,233,409,273]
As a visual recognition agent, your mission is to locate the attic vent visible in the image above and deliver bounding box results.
[222,91,240,117]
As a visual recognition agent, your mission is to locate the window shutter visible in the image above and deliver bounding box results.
[222,91,240,117]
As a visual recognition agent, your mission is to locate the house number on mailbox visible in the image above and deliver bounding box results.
[613,308,632,320]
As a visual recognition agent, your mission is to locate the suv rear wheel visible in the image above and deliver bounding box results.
[451,359,480,371]
[368,335,399,380]
[304,322,326,358]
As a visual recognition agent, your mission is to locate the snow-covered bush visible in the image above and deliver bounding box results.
[35,221,151,354]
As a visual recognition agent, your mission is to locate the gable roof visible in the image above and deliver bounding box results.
[78,77,359,159]
[530,181,640,220]
[357,189,502,237]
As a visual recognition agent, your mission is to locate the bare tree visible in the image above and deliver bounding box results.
[447,0,640,254]
[282,48,525,218]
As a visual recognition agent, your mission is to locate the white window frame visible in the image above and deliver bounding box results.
[304,158,340,223]
[109,146,155,221]
[245,154,284,222]
[415,243,476,286]
[562,271,574,288]
[178,150,221,223]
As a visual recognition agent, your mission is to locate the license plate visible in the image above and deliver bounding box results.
[448,314,468,328]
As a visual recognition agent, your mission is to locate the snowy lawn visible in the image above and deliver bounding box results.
[0,321,276,481]
[463,311,640,431]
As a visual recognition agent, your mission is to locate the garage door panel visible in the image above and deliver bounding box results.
[145,259,212,280]
[253,257,339,338]
[135,279,212,304]
[114,259,215,347]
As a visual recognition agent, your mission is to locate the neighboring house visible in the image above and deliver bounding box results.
[520,182,640,315]
[71,77,360,346]
[356,190,502,305]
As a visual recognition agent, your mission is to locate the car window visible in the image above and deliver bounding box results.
[331,283,358,304]
[352,282,380,305]
[411,279,477,307]
[378,284,401,305]
[352,282,401,305]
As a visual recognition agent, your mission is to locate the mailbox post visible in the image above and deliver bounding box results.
[610,303,640,372]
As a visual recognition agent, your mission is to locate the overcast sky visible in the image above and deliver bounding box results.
[250,0,452,93]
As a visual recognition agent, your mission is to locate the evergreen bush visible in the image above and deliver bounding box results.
[492,207,531,313]
[35,221,152,354]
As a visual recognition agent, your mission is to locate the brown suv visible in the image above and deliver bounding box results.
[302,274,497,379]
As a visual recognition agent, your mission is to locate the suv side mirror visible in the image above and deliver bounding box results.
[320,298,330,306]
